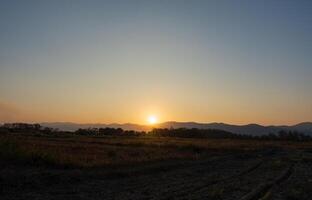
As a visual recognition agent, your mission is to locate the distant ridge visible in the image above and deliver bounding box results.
[40,121,312,136]
[156,121,312,136]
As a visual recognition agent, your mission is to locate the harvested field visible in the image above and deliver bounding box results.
[0,133,311,200]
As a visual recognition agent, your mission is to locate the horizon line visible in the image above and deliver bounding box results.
[1,121,311,127]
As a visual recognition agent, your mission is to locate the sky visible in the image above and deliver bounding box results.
[0,0,311,125]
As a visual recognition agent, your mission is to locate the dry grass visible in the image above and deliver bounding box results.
[0,133,311,168]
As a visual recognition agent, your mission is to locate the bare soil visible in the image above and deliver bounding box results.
[0,135,311,200]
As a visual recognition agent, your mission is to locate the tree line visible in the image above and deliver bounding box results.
[0,123,56,134]
[0,123,311,141]
[75,127,144,136]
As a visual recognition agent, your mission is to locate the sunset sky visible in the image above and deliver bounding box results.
[0,0,311,125]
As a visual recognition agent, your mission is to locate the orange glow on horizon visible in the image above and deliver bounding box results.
[147,115,158,125]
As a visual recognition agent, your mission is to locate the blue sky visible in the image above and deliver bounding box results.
[0,0,311,124]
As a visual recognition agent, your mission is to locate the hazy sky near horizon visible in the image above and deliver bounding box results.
[0,0,311,125]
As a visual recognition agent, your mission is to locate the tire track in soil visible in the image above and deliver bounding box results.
[268,151,312,200]
[160,149,282,199]
[161,159,264,200]
[102,150,280,200]
[176,152,285,200]
[239,164,294,200]
[93,155,261,200]
[83,155,236,199]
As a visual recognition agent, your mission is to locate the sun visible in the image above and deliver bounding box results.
[147,115,158,125]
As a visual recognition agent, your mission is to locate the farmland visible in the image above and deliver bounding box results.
[1,132,312,200]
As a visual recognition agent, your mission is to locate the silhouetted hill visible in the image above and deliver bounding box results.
[158,122,312,136]
[157,122,276,136]
[40,121,312,136]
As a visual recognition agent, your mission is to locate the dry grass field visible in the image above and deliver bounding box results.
[1,133,312,199]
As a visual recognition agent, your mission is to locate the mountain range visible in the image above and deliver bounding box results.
[40,121,312,136]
